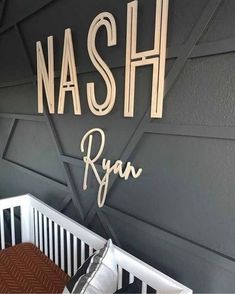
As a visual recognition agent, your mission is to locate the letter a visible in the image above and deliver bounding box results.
[58,28,81,115]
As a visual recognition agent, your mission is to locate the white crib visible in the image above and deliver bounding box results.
[0,194,192,294]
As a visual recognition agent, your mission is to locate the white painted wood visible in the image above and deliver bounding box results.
[10,207,15,246]
[73,235,78,274]
[54,223,59,265]
[36,36,54,114]
[0,196,27,209]
[0,194,192,294]
[141,282,147,294]
[81,240,85,265]
[58,28,81,115]
[28,205,35,244]
[89,245,93,257]
[0,210,5,249]
[49,219,53,260]
[34,209,39,247]
[118,266,123,290]
[129,273,134,284]
[21,199,34,243]
[38,211,43,251]
[87,12,117,116]
[60,226,65,271]
[43,215,48,256]
[29,193,190,292]
[114,245,187,293]
[67,230,72,276]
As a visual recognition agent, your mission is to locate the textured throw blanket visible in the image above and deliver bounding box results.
[0,243,69,293]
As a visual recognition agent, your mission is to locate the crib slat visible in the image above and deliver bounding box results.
[67,231,71,276]
[118,266,123,290]
[54,223,59,265]
[141,282,147,294]
[38,211,43,251]
[89,245,93,257]
[34,209,39,246]
[10,207,15,246]
[73,236,77,274]
[43,215,48,256]
[0,209,5,249]
[129,273,134,284]
[81,240,85,265]
[49,219,53,260]
[60,226,65,270]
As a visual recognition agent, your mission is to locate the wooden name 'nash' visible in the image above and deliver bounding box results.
[36,0,169,118]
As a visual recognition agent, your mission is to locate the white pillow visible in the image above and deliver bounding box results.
[63,239,117,294]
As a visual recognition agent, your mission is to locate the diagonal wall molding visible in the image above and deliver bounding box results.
[1,0,235,272]
[84,0,223,228]
[0,0,6,26]
[103,205,235,274]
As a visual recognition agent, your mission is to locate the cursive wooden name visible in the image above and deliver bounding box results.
[81,128,143,207]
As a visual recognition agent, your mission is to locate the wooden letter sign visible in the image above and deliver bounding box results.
[36,0,169,118]
[81,128,143,207]
[124,0,169,118]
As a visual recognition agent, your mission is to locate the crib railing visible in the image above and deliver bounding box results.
[0,195,31,249]
[32,205,101,277]
[0,194,192,294]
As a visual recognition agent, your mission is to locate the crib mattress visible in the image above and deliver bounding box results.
[0,243,69,293]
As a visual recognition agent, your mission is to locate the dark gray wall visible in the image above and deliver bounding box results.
[0,0,235,292]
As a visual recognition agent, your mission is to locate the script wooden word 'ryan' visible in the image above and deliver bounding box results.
[81,128,143,207]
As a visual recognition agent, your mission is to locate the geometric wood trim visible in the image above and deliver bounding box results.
[3,32,235,89]
[167,36,235,59]
[0,112,93,223]
[0,0,231,252]
[2,33,235,89]
[2,32,235,89]
[146,123,235,141]
[59,196,72,213]
[0,0,55,35]
[2,158,69,192]
[0,0,6,26]
[0,113,116,239]
[61,154,103,173]
[11,15,86,222]
[190,36,235,58]
[0,78,35,89]
[84,0,223,229]
[43,109,85,222]
[0,117,69,193]
[96,210,121,247]
[1,118,17,158]
[15,23,35,74]
[103,205,235,273]
[1,30,235,89]
[0,113,45,121]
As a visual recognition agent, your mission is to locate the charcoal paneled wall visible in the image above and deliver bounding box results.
[0,0,235,292]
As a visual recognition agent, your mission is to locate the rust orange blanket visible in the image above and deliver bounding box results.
[0,243,69,293]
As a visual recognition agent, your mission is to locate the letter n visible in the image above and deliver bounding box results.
[36,36,54,113]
